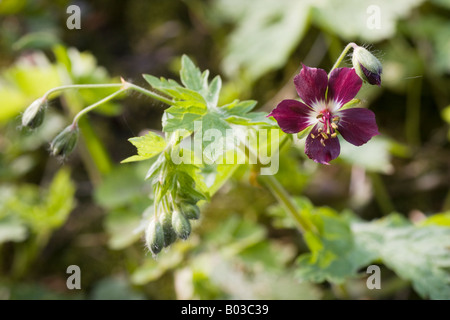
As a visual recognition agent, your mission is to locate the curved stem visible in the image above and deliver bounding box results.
[43,83,123,100]
[329,42,357,76]
[72,88,128,126]
[124,82,175,106]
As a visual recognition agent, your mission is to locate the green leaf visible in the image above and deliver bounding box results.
[104,208,144,250]
[200,112,231,139]
[221,100,257,116]
[3,168,76,233]
[122,131,167,163]
[162,104,207,132]
[340,99,360,111]
[0,216,27,243]
[442,105,450,124]
[226,112,274,126]
[214,0,311,82]
[43,168,76,230]
[205,75,222,109]
[296,125,312,140]
[180,55,204,91]
[95,163,150,209]
[313,0,426,42]
[203,163,241,196]
[294,201,450,299]
[352,216,450,300]
[296,207,376,283]
[419,212,450,227]
[404,16,450,74]
[143,74,182,94]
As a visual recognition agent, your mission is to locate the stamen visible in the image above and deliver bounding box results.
[331,132,337,138]
[332,116,340,122]
[320,139,326,147]
[331,122,338,130]
[320,132,328,139]
[318,127,323,133]
[310,133,316,139]
[316,114,323,119]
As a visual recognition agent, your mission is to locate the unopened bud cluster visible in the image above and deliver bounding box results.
[145,189,202,256]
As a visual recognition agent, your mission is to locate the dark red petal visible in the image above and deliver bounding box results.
[337,108,379,146]
[327,68,362,106]
[360,63,382,86]
[294,64,328,107]
[268,99,314,133]
[305,124,340,165]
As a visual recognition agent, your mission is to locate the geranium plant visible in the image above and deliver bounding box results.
[17,42,450,300]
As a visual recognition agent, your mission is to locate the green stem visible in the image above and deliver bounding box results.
[329,42,356,75]
[405,77,422,146]
[124,82,175,106]
[259,175,314,233]
[72,88,128,125]
[42,83,123,100]
[239,133,314,234]
[369,172,395,215]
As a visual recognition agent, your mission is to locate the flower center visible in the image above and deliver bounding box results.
[311,109,340,146]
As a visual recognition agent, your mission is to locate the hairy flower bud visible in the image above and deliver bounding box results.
[179,202,200,220]
[22,98,46,129]
[50,125,79,158]
[352,46,382,86]
[160,210,177,247]
[172,209,191,240]
[145,218,165,255]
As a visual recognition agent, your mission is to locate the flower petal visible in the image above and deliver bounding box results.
[327,68,362,106]
[294,64,328,107]
[337,108,379,146]
[268,99,315,133]
[360,63,381,86]
[305,124,340,165]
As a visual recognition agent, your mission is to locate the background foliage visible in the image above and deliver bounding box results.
[0,0,449,300]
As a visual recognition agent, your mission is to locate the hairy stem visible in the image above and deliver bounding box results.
[72,88,128,125]
[329,42,356,75]
[42,83,123,100]
[124,82,175,106]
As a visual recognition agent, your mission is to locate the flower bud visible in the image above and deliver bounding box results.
[160,210,177,247]
[145,218,165,255]
[50,125,79,158]
[179,202,200,220]
[21,98,46,129]
[352,46,382,86]
[172,209,191,240]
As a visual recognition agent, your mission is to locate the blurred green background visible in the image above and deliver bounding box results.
[0,0,449,300]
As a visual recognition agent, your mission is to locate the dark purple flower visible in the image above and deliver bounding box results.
[268,65,379,165]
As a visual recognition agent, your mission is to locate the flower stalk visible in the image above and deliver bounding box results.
[42,83,124,100]
[122,81,175,106]
[71,88,128,126]
[259,174,315,234]
[239,135,316,234]
[329,42,356,75]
